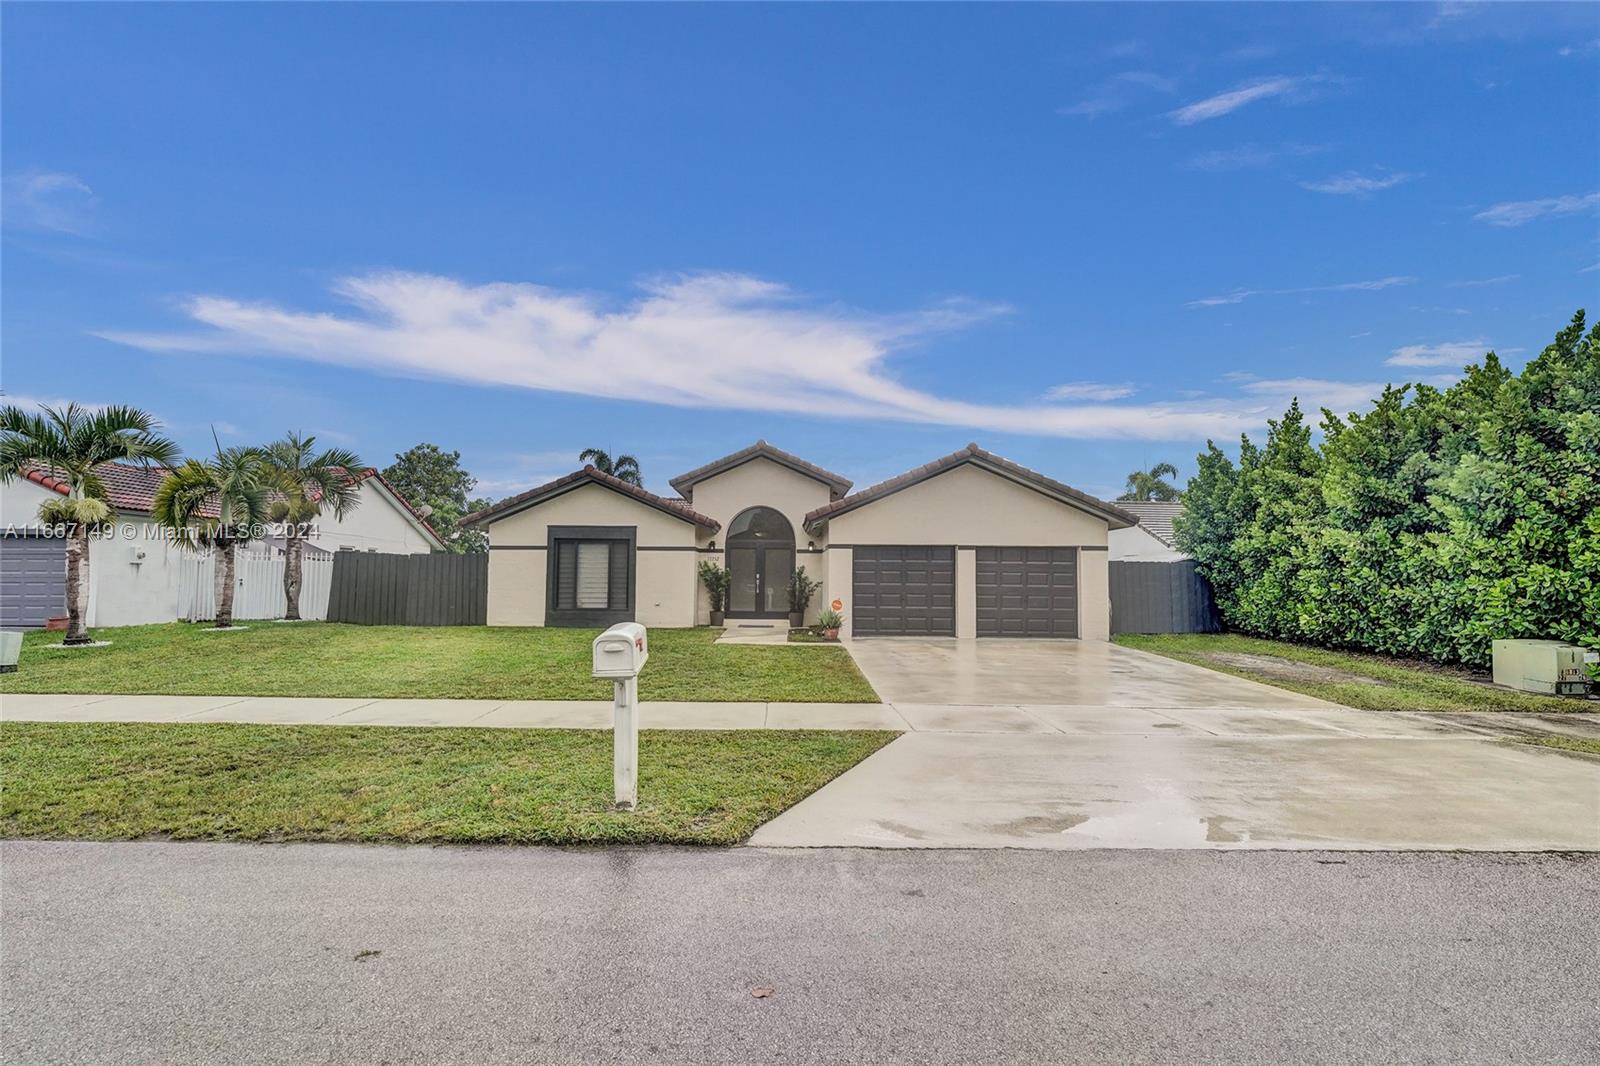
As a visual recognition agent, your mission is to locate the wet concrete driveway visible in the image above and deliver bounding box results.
[843,638,1340,708]
[752,639,1600,850]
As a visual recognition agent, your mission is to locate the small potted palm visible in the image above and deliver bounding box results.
[816,607,845,641]
[786,566,820,627]
[698,560,730,626]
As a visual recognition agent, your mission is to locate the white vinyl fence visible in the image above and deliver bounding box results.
[177,548,333,622]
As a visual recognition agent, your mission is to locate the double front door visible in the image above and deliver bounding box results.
[727,543,793,618]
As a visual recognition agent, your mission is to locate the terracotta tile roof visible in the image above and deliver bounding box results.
[24,462,215,516]
[1114,500,1184,546]
[22,462,444,547]
[669,440,853,499]
[460,466,721,530]
[803,443,1138,532]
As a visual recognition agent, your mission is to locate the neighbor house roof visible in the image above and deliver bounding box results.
[21,463,446,549]
[802,443,1138,533]
[668,440,853,499]
[460,466,722,530]
[1114,500,1183,546]
[23,462,215,517]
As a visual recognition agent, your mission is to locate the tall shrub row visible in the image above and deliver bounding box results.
[1175,311,1600,667]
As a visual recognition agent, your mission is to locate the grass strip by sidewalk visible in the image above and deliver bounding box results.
[0,623,880,703]
[1512,735,1600,757]
[0,722,896,846]
[1114,633,1594,713]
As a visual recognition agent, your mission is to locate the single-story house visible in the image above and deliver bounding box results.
[463,441,1138,641]
[0,464,442,628]
[1109,500,1188,562]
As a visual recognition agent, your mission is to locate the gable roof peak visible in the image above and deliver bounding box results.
[668,441,853,499]
[461,465,720,530]
[803,442,1138,532]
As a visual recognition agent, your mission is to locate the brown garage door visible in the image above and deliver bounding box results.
[852,546,956,637]
[976,547,1078,638]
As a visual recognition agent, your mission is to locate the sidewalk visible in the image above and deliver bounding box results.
[5,691,1596,740]
[0,693,906,731]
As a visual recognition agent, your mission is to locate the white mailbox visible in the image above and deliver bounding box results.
[591,622,648,810]
[592,622,649,679]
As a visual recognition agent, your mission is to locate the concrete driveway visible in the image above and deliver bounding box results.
[843,638,1338,708]
[751,639,1600,851]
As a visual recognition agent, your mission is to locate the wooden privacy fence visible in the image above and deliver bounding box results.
[1109,560,1221,635]
[326,551,487,626]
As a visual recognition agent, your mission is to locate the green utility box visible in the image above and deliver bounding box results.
[1491,640,1593,697]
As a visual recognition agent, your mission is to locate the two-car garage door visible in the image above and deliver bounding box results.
[851,545,1079,638]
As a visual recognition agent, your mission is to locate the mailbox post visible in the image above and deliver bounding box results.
[592,622,649,809]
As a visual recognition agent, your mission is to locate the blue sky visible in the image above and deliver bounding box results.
[3,2,1597,503]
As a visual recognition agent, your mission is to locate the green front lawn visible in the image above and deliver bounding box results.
[0,721,896,845]
[1115,633,1595,713]
[0,623,879,703]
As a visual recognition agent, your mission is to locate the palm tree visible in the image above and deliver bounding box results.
[579,447,642,486]
[0,403,179,644]
[1119,462,1182,502]
[261,432,364,620]
[153,440,271,629]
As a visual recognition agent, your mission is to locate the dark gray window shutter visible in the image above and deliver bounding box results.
[556,541,577,609]
[608,540,629,609]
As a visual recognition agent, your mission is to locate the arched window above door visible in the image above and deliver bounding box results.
[728,506,794,545]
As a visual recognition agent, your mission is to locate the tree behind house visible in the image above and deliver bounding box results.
[579,448,642,486]
[382,443,488,553]
[262,432,364,620]
[0,403,179,644]
[1119,462,1182,502]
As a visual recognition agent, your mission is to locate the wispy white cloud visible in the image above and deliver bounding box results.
[1447,274,1518,287]
[1184,141,1325,172]
[1169,76,1304,124]
[1386,338,1490,367]
[0,393,106,415]
[1043,382,1137,402]
[1581,262,1600,274]
[2,171,99,235]
[98,270,1442,443]
[1299,170,1419,195]
[1472,192,1600,227]
[1188,275,1415,309]
[1059,70,1176,118]
[1187,290,1259,308]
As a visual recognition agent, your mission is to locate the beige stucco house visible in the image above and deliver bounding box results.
[464,442,1137,641]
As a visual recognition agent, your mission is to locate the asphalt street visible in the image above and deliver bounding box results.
[4,842,1597,1065]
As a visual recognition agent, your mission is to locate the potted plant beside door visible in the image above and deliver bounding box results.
[698,560,730,626]
[786,566,820,627]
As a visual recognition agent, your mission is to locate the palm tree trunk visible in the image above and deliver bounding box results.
[62,523,91,645]
[216,540,238,628]
[283,531,303,620]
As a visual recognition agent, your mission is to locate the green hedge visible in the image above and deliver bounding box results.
[1176,311,1599,668]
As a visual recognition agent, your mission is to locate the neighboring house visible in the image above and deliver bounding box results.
[463,441,1138,641]
[1109,500,1188,562]
[0,464,442,628]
